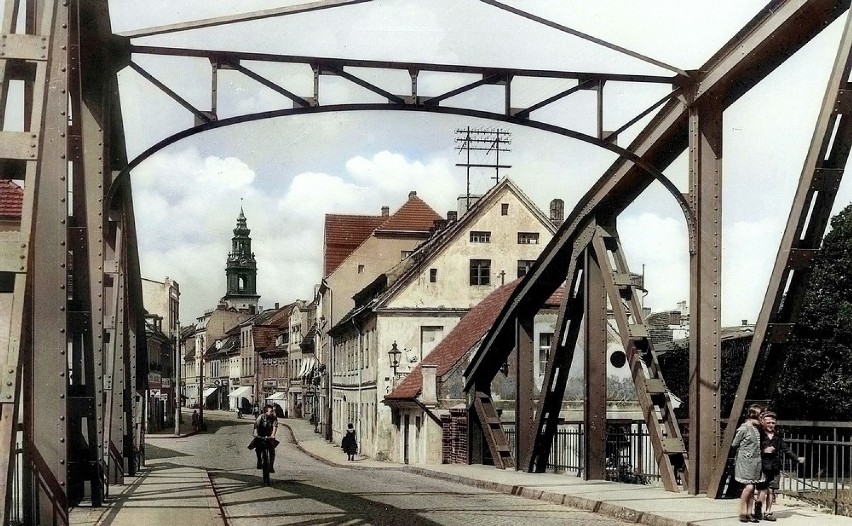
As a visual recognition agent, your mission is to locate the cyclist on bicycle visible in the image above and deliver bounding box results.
[253,404,279,472]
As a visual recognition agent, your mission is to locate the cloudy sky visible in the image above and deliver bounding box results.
[108,1,852,326]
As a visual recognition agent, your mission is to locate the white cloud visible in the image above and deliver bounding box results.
[136,147,467,322]
[119,2,852,333]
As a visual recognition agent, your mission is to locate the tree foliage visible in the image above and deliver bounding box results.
[774,203,852,420]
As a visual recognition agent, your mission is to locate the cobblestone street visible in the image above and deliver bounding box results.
[147,411,629,525]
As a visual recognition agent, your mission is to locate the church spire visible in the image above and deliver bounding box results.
[222,205,260,313]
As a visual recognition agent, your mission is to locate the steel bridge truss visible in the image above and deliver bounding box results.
[0,0,850,522]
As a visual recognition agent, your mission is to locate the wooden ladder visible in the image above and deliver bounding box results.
[473,390,514,469]
[591,226,690,492]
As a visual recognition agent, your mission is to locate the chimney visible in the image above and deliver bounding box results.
[408,190,417,199]
[742,319,748,326]
[433,219,447,231]
[274,302,279,309]
[381,206,389,217]
[457,194,481,216]
[420,364,437,407]
[447,210,458,222]
[549,198,564,226]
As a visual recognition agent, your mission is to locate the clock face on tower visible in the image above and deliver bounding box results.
[239,258,247,265]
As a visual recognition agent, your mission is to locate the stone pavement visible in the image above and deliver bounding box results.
[70,413,852,526]
[284,417,852,526]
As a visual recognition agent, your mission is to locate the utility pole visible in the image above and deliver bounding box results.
[174,322,181,436]
[454,127,512,209]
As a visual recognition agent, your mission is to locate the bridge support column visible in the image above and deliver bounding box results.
[583,245,607,481]
[514,314,535,469]
[687,97,723,494]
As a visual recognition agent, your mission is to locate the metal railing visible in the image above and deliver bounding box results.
[502,419,852,515]
[504,421,662,485]
[775,420,852,515]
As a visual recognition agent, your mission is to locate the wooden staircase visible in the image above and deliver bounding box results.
[473,390,514,469]
[591,225,690,492]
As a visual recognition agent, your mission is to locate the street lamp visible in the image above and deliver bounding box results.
[388,341,401,377]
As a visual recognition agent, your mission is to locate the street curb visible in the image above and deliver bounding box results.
[279,423,405,472]
[146,430,199,439]
[207,470,231,526]
[401,467,689,526]
[282,421,698,526]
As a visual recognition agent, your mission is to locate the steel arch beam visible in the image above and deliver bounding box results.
[105,102,695,232]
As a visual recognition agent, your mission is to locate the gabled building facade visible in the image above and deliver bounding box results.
[240,303,292,412]
[329,178,559,459]
[317,191,443,439]
[287,300,318,419]
[192,307,251,408]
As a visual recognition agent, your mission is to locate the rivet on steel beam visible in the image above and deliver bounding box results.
[60,416,65,420]
[60,394,65,399]
[60,328,65,333]
[60,438,65,443]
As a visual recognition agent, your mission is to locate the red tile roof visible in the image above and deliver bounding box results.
[323,192,442,277]
[323,214,387,276]
[0,180,23,220]
[375,193,442,233]
[385,279,564,402]
[252,326,280,352]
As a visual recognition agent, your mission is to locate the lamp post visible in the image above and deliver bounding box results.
[388,341,401,386]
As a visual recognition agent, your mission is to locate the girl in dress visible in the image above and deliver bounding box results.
[732,405,764,523]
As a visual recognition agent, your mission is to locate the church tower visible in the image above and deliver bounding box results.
[222,207,260,313]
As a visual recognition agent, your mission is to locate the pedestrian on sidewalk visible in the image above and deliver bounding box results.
[341,423,357,461]
[755,410,805,522]
[732,405,764,523]
[191,409,200,432]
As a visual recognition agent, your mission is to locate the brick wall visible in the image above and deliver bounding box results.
[441,409,468,464]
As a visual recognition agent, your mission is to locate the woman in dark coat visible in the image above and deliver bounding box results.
[341,423,357,461]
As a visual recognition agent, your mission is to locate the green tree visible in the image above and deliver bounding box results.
[774,203,852,420]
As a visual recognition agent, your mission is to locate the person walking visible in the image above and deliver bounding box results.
[253,404,279,473]
[341,423,357,461]
[191,409,200,432]
[732,405,764,523]
[755,411,805,521]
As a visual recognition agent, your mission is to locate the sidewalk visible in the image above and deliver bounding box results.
[283,417,852,526]
[68,465,224,526]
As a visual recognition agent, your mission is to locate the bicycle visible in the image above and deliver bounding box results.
[256,437,276,485]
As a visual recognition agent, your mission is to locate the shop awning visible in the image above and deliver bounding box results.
[229,386,252,399]
[265,391,286,401]
[300,357,316,378]
[203,387,219,399]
